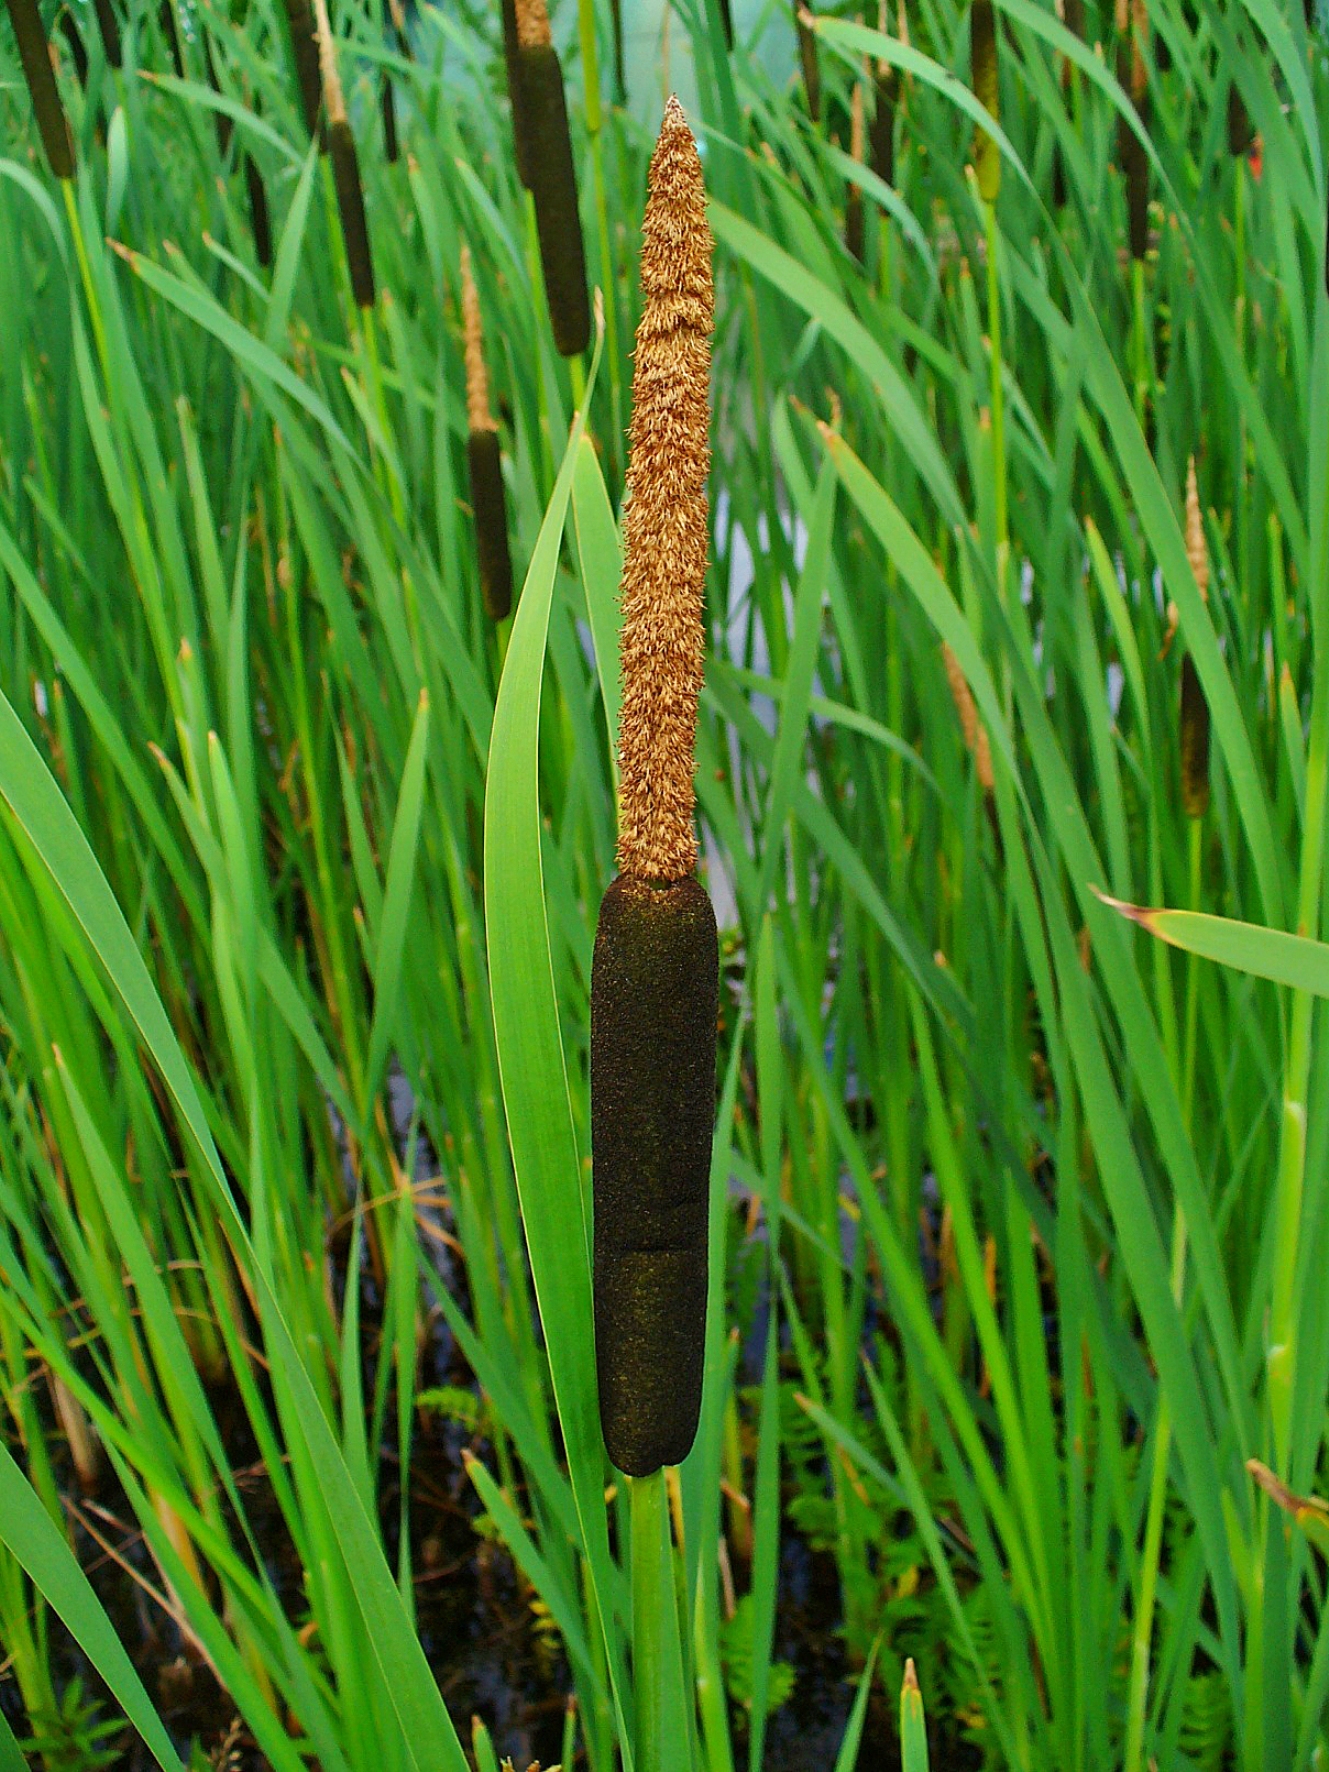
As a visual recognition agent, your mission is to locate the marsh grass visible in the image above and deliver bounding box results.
[0,0,1325,1767]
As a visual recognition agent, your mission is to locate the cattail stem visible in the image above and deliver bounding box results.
[593,97,717,1481]
[6,0,76,178]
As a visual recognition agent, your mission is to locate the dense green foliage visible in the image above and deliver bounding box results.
[0,0,1327,1766]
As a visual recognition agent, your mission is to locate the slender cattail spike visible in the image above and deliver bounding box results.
[461,244,512,621]
[609,0,625,102]
[1227,78,1254,156]
[942,642,994,791]
[1124,0,1149,260]
[159,0,184,76]
[312,0,375,306]
[796,3,821,122]
[244,154,272,266]
[5,0,76,177]
[1115,0,1130,167]
[845,72,865,261]
[593,97,718,1479]
[971,0,1000,202]
[282,0,326,146]
[1180,458,1210,817]
[716,0,734,48]
[381,75,398,160]
[516,0,590,355]
[92,0,121,67]
[202,27,233,158]
[1180,654,1210,817]
[58,9,90,90]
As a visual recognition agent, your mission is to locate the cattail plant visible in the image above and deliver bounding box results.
[512,0,590,356]
[971,0,1000,203]
[461,243,513,623]
[592,95,718,1481]
[312,0,376,309]
[1180,456,1210,819]
[5,0,75,178]
[58,7,90,92]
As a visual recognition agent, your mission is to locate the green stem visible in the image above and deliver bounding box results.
[1123,820,1201,1772]
[631,1470,670,1772]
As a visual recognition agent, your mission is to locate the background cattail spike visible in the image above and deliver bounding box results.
[5,0,76,178]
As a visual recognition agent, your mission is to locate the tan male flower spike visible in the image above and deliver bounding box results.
[591,95,719,1479]
[461,243,513,622]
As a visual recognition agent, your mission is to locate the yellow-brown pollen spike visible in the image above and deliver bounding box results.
[460,244,495,434]
[615,95,715,883]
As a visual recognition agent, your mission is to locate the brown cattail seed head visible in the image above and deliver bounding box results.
[616,95,714,882]
[796,4,821,123]
[515,0,551,48]
[460,244,495,433]
[1180,653,1210,817]
[519,40,590,354]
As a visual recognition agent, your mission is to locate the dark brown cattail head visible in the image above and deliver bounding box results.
[5,0,75,177]
[461,244,512,621]
[516,7,590,355]
[282,0,326,146]
[1124,0,1149,264]
[593,98,718,1479]
[616,95,714,880]
[501,0,535,187]
[971,0,1000,202]
[592,875,718,1476]
[202,26,233,158]
[1227,77,1254,156]
[92,0,120,68]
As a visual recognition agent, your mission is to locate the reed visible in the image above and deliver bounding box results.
[591,95,717,1481]
[514,0,590,356]
[5,0,75,178]
[461,243,513,623]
